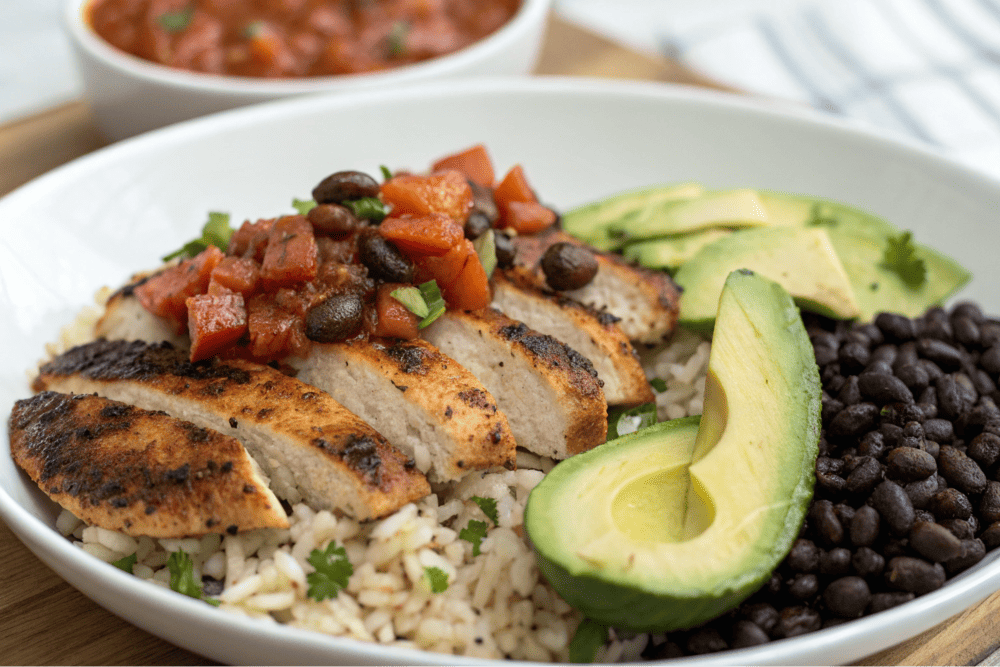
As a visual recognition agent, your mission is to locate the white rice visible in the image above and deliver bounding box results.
[49,307,711,661]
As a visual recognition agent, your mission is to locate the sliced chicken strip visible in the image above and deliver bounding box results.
[512,228,681,344]
[422,308,607,459]
[9,391,289,538]
[289,337,517,482]
[33,340,430,521]
[96,283,186,348]
[491,267,654,406]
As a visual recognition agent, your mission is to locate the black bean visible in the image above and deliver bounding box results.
[969,432,1000,469]
[837,376,862,405]
[909,521,963,562]
[904,476,940,510]
[850,505,881,547]
[871,480,916,535]
[686,627,727,654]
[839,343,871,373]
[863,360,895,377]
[885,557,946,594]
[858,430,887,459]
[982,322,1000,347]
[786,539,820,572]
[944,538,986,574]
[876,313,917,341]
[938,446,988,495]
[951,301,985,323]
[922,317,954,342]
[834,503,856,527]
[952,316,981,347]
[845,456,883,496]
[811,331,840,349]
[463,211,491,240]
[829,403,881,437]
[940,517,975,540]
[809,500,844,546]
[789,573,819,600]
[981,345,1000,375]
[932,488,974,520]
[895,363,930,392]
[919,338,964,370]
[305,292,365,343]
[540,242,599,291]
[306,202,362,235]
[980,522,1000,550]
[902,421,925,439]
[823,576,871,618]
[920,359,945,383]
[468,181,499,224]
[852,546,885,577]
[979,481,1000,524]
[645,641,685,660]
[868,592,915,614]
[881,423,903,447]
[859,372,914,404]
[817,548,851,577]
[816,456,844,475]
[814,345,839,366]
[730,620,770,649]
[772,607,822,639]
[923,418,954,443]
[973,369,997,396]
[822,396,846,426]
[312,170,380,204]
[494,231,516,268]
[357,230,414,283]
[936,375,972,419]
[743,603,779,634]
[886,447,937,482]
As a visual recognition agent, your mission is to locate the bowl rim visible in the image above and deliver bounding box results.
[4,76,1000,666]
[63,0,551,95]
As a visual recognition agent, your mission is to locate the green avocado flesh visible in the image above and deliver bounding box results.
[524,270,821,632]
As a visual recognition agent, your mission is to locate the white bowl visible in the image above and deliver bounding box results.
[3,78,1000,666]
[64,0,551,141]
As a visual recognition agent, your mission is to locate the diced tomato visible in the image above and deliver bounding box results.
[134,245,224,330]
[413,238,475,288]
[504,201,558,235]
[187,292,248,362]
[245,292,311,362]
[380,170,474,223]
[209,256,260,297]
[379,213,465,257]
[260,215,318,289]
[431,144,495,187]
[442,253,491,311]
[373,283,420,340]
[228,218,274,261]
[494,164,536,209]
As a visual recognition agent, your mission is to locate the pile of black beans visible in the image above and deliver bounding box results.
[642,302,1000,659]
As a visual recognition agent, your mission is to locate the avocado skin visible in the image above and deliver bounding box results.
[524,272,820,633]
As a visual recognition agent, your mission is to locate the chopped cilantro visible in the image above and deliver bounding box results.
[380,165,394,181]
[649,378,668,393]
[292,197,317,215]
[423,566,449,593]
[471,496,499,524]
[806,202,838,228]
[344,197,388,221]
[459,519,488,556]
[881,231,927,288]
[472,229,497,279]
[416,280,446,329]
[167,550,220,606]
[608,402,658,438]
[386,21,411,58]
[306,541,353,601]
[113,552,137,574]
[162,211,234,262]
[158,3,195,32]
[569,619,608,663]
[390,285,430,318]
[242,20,265,39]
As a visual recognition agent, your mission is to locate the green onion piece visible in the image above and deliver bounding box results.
[113,552,138,574]
[607,402,658,439]
[344,197,388,221]
[649,378,667,393]
[423,566,449,593]
[472,229,497,279]
[569,619,608,663]
[380,165,393,181]
[386,21,410,58]
[417,280,446,329]
[292,197,317,215]
[242,20,265,38]
[162,211,233,262]
[390,286,430,319]
[158,3,194,32]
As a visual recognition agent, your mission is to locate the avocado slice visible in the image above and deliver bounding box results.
[525,270,821,632]
[621,228,732,271]
[674,226,860,330]
[561,182,704,251]
[608,188,771,242]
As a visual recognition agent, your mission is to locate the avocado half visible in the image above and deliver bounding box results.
[524,269,821,632]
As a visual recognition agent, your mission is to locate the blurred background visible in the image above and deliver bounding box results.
[4,0,1000,177]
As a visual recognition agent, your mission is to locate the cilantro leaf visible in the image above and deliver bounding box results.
[881,231,927,289]
[158,3,194,32]
[166,550,219,605]
[344,197,388,221]
[569,619,608,663]
[423,566,449,593]
[471,496,499,524]
[472,229,497,279]
[608,402,658,438]
[416,280,446,329]
[306,541,353,601]
[380,165,393,181]
[162,211,234,262]
[459,519,488,556]
[391,285,430,318]
[386,21,411,58]
[292,197,317,215]
[649,378,668,393]
[113,552,137,574]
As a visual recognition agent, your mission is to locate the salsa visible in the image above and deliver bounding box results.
[87,0,522,78]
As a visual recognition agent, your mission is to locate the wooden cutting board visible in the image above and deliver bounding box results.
[1,13,998,666]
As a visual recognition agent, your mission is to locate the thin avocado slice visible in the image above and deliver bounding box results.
[826,227,972,320]
[758,191,899,238]
[561,182,705,251]
[609,188,771,242]
[525,270,821,632]
[621,229,732,271]
[675,226,860,330]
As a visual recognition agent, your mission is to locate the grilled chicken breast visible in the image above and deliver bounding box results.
[9,391,288,537]
[422,309,607,459]
[95,282,187,348]
[33,340,430,521]
[289,337,516,482]
[512,228,681,343]
[491,267,654,407]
